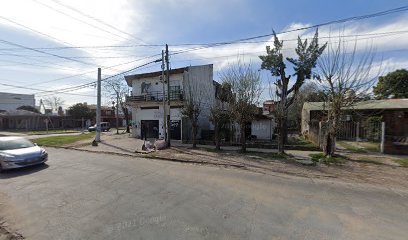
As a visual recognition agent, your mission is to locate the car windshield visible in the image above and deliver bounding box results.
[0,138,35,150]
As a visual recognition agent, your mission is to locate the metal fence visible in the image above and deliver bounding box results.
[337,121,382,142]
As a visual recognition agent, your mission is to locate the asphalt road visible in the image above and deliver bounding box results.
[0,148,407,240]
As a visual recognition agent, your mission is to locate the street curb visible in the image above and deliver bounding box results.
[46,146,248,169]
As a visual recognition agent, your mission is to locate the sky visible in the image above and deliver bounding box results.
[0,0,408,109]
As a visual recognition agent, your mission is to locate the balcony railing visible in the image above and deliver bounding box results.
[126,90,184,102]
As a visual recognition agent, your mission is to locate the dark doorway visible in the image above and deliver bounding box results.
[170,120,181,140]
[141,120,159,139]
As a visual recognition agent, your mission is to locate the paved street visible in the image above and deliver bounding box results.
[1,148,408,240]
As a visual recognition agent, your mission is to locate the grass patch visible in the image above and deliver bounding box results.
[9,129,80,135]
[337,141,380,153]
[337,141,366,153]
[309,153,347,165]
[33,132,95,147]
[287,136,317,148]
[357,142,380,152]
[394,159,408,167]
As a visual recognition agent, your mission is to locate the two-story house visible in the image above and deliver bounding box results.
[125,64,215,140]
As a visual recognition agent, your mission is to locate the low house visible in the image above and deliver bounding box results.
[0,110,65,130]
[124,64,216,140]
[302,99,408,155]
[87,104,126,127]
[251,101,277,141]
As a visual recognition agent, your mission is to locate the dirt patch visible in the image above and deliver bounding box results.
[0,224,24,240]
[0,193,24,240]
[153,147,408,190]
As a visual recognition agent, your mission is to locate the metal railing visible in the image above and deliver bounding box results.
[126,90,184,102]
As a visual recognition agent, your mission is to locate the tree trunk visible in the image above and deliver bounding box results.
[324,132,336,156]
[240,124,246,153]
[123,107,130,133]
[214,121,221,150]
[192,121,197,149]
[277,118,285,154]
[283,120,288,144]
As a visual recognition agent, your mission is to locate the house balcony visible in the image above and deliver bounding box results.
[126,90,184,103]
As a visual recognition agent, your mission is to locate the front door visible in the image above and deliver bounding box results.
[170,120,181,140]
[141,120,159,139]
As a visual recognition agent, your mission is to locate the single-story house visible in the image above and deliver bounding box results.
[301,99,408,155]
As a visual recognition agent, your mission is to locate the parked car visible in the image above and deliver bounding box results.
[0,137,48,171]
[88,122,110,132]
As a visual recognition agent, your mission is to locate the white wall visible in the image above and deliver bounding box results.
[128,64,215,139]
[251,119,274,140]
[183,64,214,130]
[131,106,182,138]
[132,74,183,97]
[0,92,35,111]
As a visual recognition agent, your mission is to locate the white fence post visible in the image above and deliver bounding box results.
[380,122,385,154]
[318,121,322,148]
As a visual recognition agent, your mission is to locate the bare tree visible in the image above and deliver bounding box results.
[44,96,65,113]
[316,38,379,156]
[259,30,326,154]
[104,78,131,133]
[181,77,205,149]
[220,62,263,153]
[209,82,232,150]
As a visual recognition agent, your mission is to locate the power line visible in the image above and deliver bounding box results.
[168,5,408,56]
[0,82,95,97]
[28,53,162,88]
[0,16,71,45]
[51,0,151,46]
[34,58,162,97]
[32,0,132,43]
[0,38,97,66]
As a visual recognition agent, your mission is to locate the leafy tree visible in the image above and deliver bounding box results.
[17,105,40,113]
[287,83,326,132]
[373,69,408,99]
[259,29,326,154]
[67,103,94,119]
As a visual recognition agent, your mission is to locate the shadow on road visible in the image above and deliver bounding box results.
[0,163,49,179]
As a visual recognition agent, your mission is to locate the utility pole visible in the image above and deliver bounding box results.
[166,44,171,146]
[161,50,167,142]
[116,92,119,134]
[95,68,101,142]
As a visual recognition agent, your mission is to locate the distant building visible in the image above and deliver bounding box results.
[262,100,277,116]
[87,104,125,127]
[0,92,35,111]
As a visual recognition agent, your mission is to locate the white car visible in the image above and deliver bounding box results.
[0,137,48,171]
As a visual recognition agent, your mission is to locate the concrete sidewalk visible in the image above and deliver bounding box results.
[72,134,319,161]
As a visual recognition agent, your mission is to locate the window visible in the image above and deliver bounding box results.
[141,106,159,110]
[169,86,181,92]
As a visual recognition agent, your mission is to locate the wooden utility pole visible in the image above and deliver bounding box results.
[161,50,167,142]
[166,44,171,146]
[116,92,119,134]
[95,68,101,142]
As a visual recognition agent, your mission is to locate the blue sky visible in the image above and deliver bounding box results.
[0,0,408,108]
